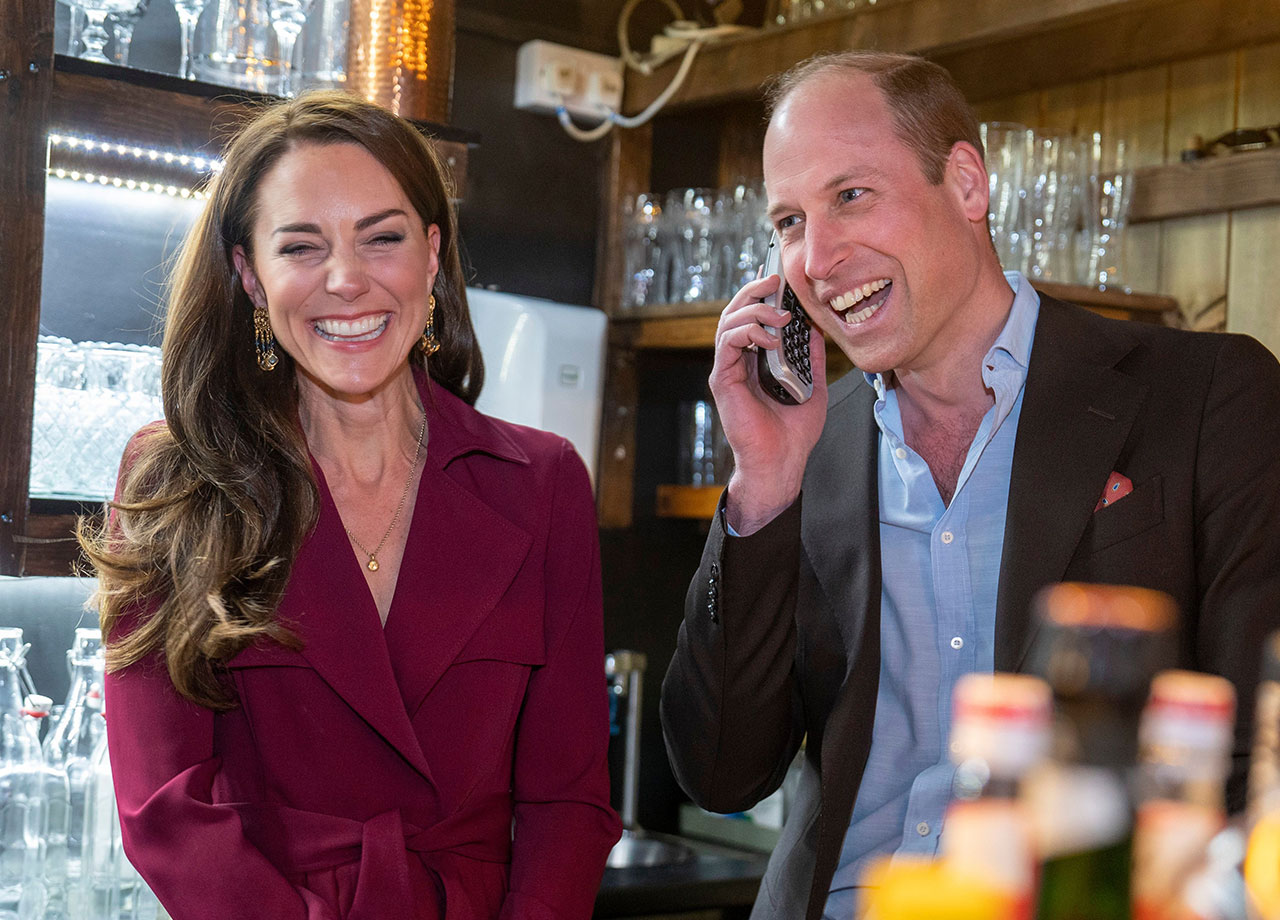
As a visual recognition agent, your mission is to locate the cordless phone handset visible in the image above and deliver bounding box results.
[756,233,814,406]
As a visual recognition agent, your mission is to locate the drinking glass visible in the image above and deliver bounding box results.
[267,0,316,96]
[980,121,1034,275]
[108,0,150,66]
[677,188,719,303]
[173,0,211,79]
[723,179,770,299]
[621,193,664,311]
[65,0,143,63]
[1080,134,1134,289]
[194,0,279,92]
[1026,135,1084,282]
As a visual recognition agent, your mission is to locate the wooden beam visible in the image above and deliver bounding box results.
[0,0,54,574]
[622,0,1173,112]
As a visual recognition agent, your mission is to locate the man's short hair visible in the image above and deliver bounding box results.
[765,50,985,185]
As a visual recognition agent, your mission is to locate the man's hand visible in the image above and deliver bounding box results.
[711,273,829,536]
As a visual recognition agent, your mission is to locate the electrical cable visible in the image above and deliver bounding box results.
[554,0,729,142]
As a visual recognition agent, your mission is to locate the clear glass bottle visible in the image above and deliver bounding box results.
[1131,670,1235,920]
[0,640,47,920]
[944,672,1053,920]
[1022,582,1177,920]
[42,629,105,897]
[21,695,69,920]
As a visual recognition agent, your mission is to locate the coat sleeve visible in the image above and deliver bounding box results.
[1191,333,1280,811]
[105,426,333,920]
[107,633,336,920]
[660,494,807,815]
[500,441,622,920]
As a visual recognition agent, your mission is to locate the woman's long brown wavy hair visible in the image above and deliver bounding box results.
[79,91,484,709]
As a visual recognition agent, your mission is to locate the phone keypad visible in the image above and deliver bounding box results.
[781,288,813,387]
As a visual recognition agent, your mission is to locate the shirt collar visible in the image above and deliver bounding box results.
[862,271,1040,397]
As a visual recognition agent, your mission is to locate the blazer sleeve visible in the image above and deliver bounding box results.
[500,441,622,920]
[660,494,807,814]
[1191,333,1280,809]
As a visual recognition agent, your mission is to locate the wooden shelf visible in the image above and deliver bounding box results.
[49,55,478,194]
[1130,148,1280,224]
[656,484,724,519]
[612,283,1178,350]
[623,0,1280,112]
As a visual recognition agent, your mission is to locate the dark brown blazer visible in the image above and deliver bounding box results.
[661,295,1280,920]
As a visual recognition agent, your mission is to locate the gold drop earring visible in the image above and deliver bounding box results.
[419,294,441,356]
[254,303,279,371]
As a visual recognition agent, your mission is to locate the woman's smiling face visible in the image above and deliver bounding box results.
[234,141,440,403]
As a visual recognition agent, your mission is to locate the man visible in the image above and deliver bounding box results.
[660,50,1280,920]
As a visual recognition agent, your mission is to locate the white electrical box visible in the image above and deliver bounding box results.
[514,40,624,123]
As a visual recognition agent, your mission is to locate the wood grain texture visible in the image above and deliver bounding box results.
[1160,52,1236,327]
[1103,65,1169,294]
[0,0,54,574]
[1225,42,1280,353]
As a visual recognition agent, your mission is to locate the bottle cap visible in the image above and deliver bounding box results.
[950,673,1053,778]
[1140,669,1235,766]
[22,694,53,718]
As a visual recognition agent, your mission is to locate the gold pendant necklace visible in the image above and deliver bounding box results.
[344,410,428,573]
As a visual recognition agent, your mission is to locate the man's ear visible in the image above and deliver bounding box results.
[232,245,265,307]
[945,141,991,224]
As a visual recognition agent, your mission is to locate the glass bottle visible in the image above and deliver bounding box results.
[1131,670,1235,920]
[0,641,47,920]
[20,695,69,920]
[1022,582,1177,920]
[944,672,1053,920]
[1245,632,1280,920]
[42,629,105,895]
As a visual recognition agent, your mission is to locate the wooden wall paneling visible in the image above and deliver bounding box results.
[1225,42,1280,353]
[716,101,768,188]
[971,90,1041,130]
[1160,52,1237,329]
[0,0,55,575]
[1039,78,1105,138]
[1102,65,1170,294]
[595,124,652,528]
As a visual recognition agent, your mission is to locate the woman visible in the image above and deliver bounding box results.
[82,92,621,919]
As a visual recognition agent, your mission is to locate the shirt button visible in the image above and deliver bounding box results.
[950,636,964,650]
[895,447,907,460]
[916,821,930,837]
[941,531,954,544]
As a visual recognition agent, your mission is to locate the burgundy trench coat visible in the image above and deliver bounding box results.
[106,378,622,919]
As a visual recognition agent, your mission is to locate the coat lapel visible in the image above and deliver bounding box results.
[802,376,880,657]
[278,468,438,784]
[995,298,1147,670]
[382,459,533,718]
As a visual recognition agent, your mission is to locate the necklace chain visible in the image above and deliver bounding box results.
[344,411,428,573]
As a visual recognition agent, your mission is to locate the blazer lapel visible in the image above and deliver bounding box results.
[995,298,1147,670]
[382,459,533,718]
[278,467,437,784]
[802,377,881,657]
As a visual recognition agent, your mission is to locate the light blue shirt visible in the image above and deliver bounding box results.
[823,272,1040,919]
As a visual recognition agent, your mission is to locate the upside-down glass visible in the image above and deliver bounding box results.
[172,0,211,79]
[65,0,143,63]
[980,121,1034,276]
[621,193,664,311]
[267,0,315,96]
[107,0,149,66]
[194,0,280,92]
[1080,133,1134,290]
[1026,135,1085,283]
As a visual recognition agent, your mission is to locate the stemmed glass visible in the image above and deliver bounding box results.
[172,0,210,80]
[267,0,316,97]
[64,0,144,62]
[107,0,150,66]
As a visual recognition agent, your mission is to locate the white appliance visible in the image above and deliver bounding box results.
[465,288,609,483]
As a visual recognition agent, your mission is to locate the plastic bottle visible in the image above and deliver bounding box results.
[1022,582,1177,920]
[0,639,47,920]
[943,672,1053,920]
[1131,670,1236,920]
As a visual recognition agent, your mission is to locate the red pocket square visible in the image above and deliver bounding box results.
[1095,472,1134,512]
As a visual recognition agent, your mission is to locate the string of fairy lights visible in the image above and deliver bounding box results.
[45,131,224,200]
